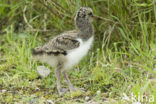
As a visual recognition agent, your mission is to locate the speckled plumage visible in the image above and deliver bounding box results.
[32,7,95,95]
[32,30,80,56]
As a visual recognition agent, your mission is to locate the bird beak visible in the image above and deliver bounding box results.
[92,15,98,20]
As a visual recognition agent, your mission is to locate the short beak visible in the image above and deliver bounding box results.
[93,15,97,20]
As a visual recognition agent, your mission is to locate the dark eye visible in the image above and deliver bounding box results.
[88,12,93,16]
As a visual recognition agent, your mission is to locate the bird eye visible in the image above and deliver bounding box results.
[88,12,93,16]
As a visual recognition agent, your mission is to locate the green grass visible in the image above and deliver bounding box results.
[0,0,156,103]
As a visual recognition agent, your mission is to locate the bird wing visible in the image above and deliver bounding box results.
[32,31,80,55]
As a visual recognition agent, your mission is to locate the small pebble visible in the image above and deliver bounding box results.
[132,102,141,104]
[47,100,54,104]
[85,96,90,101]
[2,89,7,93]
[35,87,40,91]
[30,99,36,104]
[96,90,101,95]
[37,66,51,78]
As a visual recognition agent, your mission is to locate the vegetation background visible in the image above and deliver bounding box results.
[0,0,156,103]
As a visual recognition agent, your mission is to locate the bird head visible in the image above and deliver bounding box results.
[75,7,95,23]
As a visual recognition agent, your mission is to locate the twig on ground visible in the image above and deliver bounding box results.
[23,6,33,29]
[26,29,52,32]
[51,0,72,14]
[39,0,62,18]
[94,15,118,24]
[23,5,53,32]
[0,58,8,61]
[39,0,72,19]
[0,59,7,61]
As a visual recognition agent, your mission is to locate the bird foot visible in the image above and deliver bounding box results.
[58,88,68,96]
[78,87,85,91]
[69,86,77,92]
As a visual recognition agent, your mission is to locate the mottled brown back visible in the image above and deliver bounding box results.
[32,30,80,56]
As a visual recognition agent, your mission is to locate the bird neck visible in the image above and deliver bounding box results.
[75,19,94,41]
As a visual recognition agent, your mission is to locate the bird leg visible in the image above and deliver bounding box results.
[63,71,77,92]
[55,69,67,95]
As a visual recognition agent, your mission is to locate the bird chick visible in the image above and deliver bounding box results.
[32,7,95,95]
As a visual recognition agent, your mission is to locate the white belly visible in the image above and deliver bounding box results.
[64,36,94,70]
